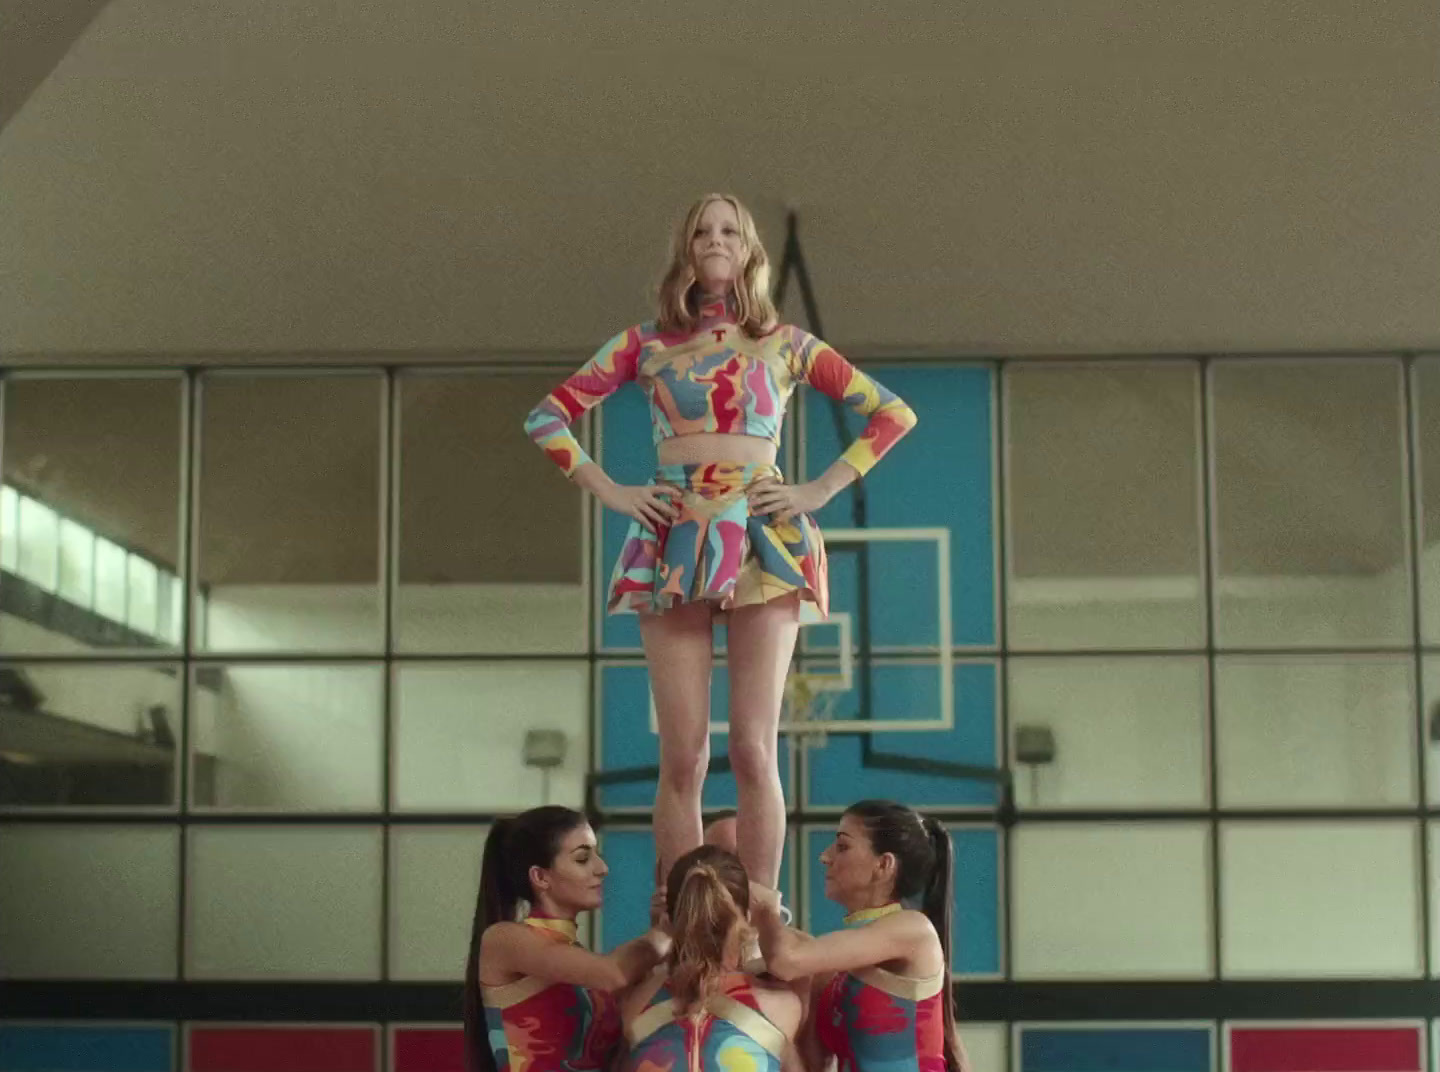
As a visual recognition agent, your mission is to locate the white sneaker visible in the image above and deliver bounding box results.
[742,893,791,975]
[742,933,767,975]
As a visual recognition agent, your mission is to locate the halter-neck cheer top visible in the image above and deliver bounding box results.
[620,972,787,1072]
[481,916,621,1072]
[525,298,917,477]
[815,903,948,1072]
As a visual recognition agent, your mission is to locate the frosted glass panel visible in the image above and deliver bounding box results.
[1008,657,1206,809]
[192,664,384,811]
[1216,656,1417,808]
[1012,822,1211,978]
[196,373,383,653]
[395,373,586,655]
[1211,360,1409,648]
[1220,820,1422,977]
[157,572,182,645]
[0,823,178,978]
[1416,357,1440,644]
[188,825,383,979]
[389,825,489,980]
[16,495,58,592]
[959,1024,1006,1072]
[95,537,128,622]
[127,555,159,635]
[1425,656,1440,807]
[1006,363,1204,650]
[57,519,95,607]
[393,662,588,811]
[0,376,183,654]
[0,663,180,807]
[1431,822,1439,979]
[0,485,18,572]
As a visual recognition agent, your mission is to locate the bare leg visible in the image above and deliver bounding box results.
[640,600,714,879]
[725,593,801,888]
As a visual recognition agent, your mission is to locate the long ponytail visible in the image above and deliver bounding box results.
[463,807,588,1072]
[846,802,965,1072]
[921,817,963,1072]
[664,845,751,1013]
[465,817,514,1072]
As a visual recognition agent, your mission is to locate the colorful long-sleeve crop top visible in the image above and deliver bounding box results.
[525,298,917,478]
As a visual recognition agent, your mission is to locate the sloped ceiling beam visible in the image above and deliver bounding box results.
[0,0,113,130]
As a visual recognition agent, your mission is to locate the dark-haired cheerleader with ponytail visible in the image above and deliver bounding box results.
[753,800,970,1072]
[464,806,670,1072]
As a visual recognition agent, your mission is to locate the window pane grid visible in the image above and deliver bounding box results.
[1,357,1434,991]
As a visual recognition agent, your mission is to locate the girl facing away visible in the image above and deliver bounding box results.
[619,845,805,1072]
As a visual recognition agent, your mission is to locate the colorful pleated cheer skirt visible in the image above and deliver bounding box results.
[607,462,829,619]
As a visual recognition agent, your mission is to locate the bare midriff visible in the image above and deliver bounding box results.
[657,432,778,468]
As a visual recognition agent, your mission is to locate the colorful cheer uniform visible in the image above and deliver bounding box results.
[815,903,948,1072]
[525,298,916,618]
[482,917,622,1072]
[620,972,787,1072]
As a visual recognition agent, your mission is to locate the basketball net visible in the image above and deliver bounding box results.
[782,672,838,748]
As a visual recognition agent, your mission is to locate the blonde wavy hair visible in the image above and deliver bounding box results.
[664,845,752,1013]
[656,193,778,339]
